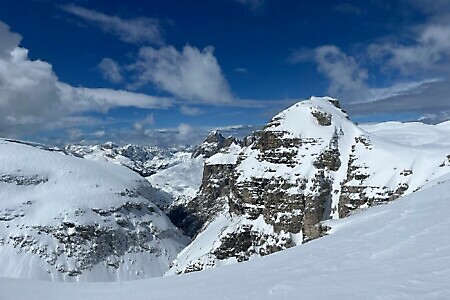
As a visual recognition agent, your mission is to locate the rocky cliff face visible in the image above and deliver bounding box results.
[167,96,450,275]
[167,132,242,237]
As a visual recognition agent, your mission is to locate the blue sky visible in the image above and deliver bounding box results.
[0,0,449,146]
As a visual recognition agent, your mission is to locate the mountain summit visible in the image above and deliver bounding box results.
[167,96,450,274]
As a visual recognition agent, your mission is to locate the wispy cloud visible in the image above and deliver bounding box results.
[98,58,123,83]
[180,106,204,116]
[61,5,163,45]
[368,24,450,74]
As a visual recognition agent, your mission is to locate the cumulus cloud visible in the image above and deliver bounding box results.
[0,22,21,58]
[0,21,172,137]
[176,123,193,141]
[61,5,163,45]
[98,58,123,83]
[131,45,236,104]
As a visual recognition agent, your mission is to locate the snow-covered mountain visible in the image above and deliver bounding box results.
[0,139,189,281]
[65,142,192,177]
[167,97,450,275]
[3,172,450,300]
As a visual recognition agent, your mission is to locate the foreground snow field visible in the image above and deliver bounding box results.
[2,173,449,299]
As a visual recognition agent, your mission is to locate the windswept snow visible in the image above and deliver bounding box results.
[2,174,450,299]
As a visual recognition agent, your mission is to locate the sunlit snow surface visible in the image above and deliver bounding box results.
[362,120,450,148]
[2,174,450,299]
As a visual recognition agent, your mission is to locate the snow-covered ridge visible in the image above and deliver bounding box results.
[167,96,450,275]
[65,142,192,177]
[0,138,189,281]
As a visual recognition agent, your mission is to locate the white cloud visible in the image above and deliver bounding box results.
[133,114,155,132]
[368,24,450,74]
[0,22,21,59]
[131,45,236,104]
[313,45,369,101]
[67,128,83,140]
[287,1,450,118]
[180,105,203,116]
[92,130,106,138]
[0,21,172,137]
[98,58,123,83]
[73,88,173,111]
[61,5,163,45]
[290,44,446,108]
[177,123,193,140]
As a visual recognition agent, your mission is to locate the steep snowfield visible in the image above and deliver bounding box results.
[0,139,189,281]
[2,174,450,299]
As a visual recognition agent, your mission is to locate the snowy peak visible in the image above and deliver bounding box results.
[167,96,450,275]
[265,96,350,135]
[192,130,241,159]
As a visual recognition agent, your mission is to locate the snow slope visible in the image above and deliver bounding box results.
[147,156,205,208]
[2,173,450,299]
[362,120,450,148]
[0,139,189,281]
